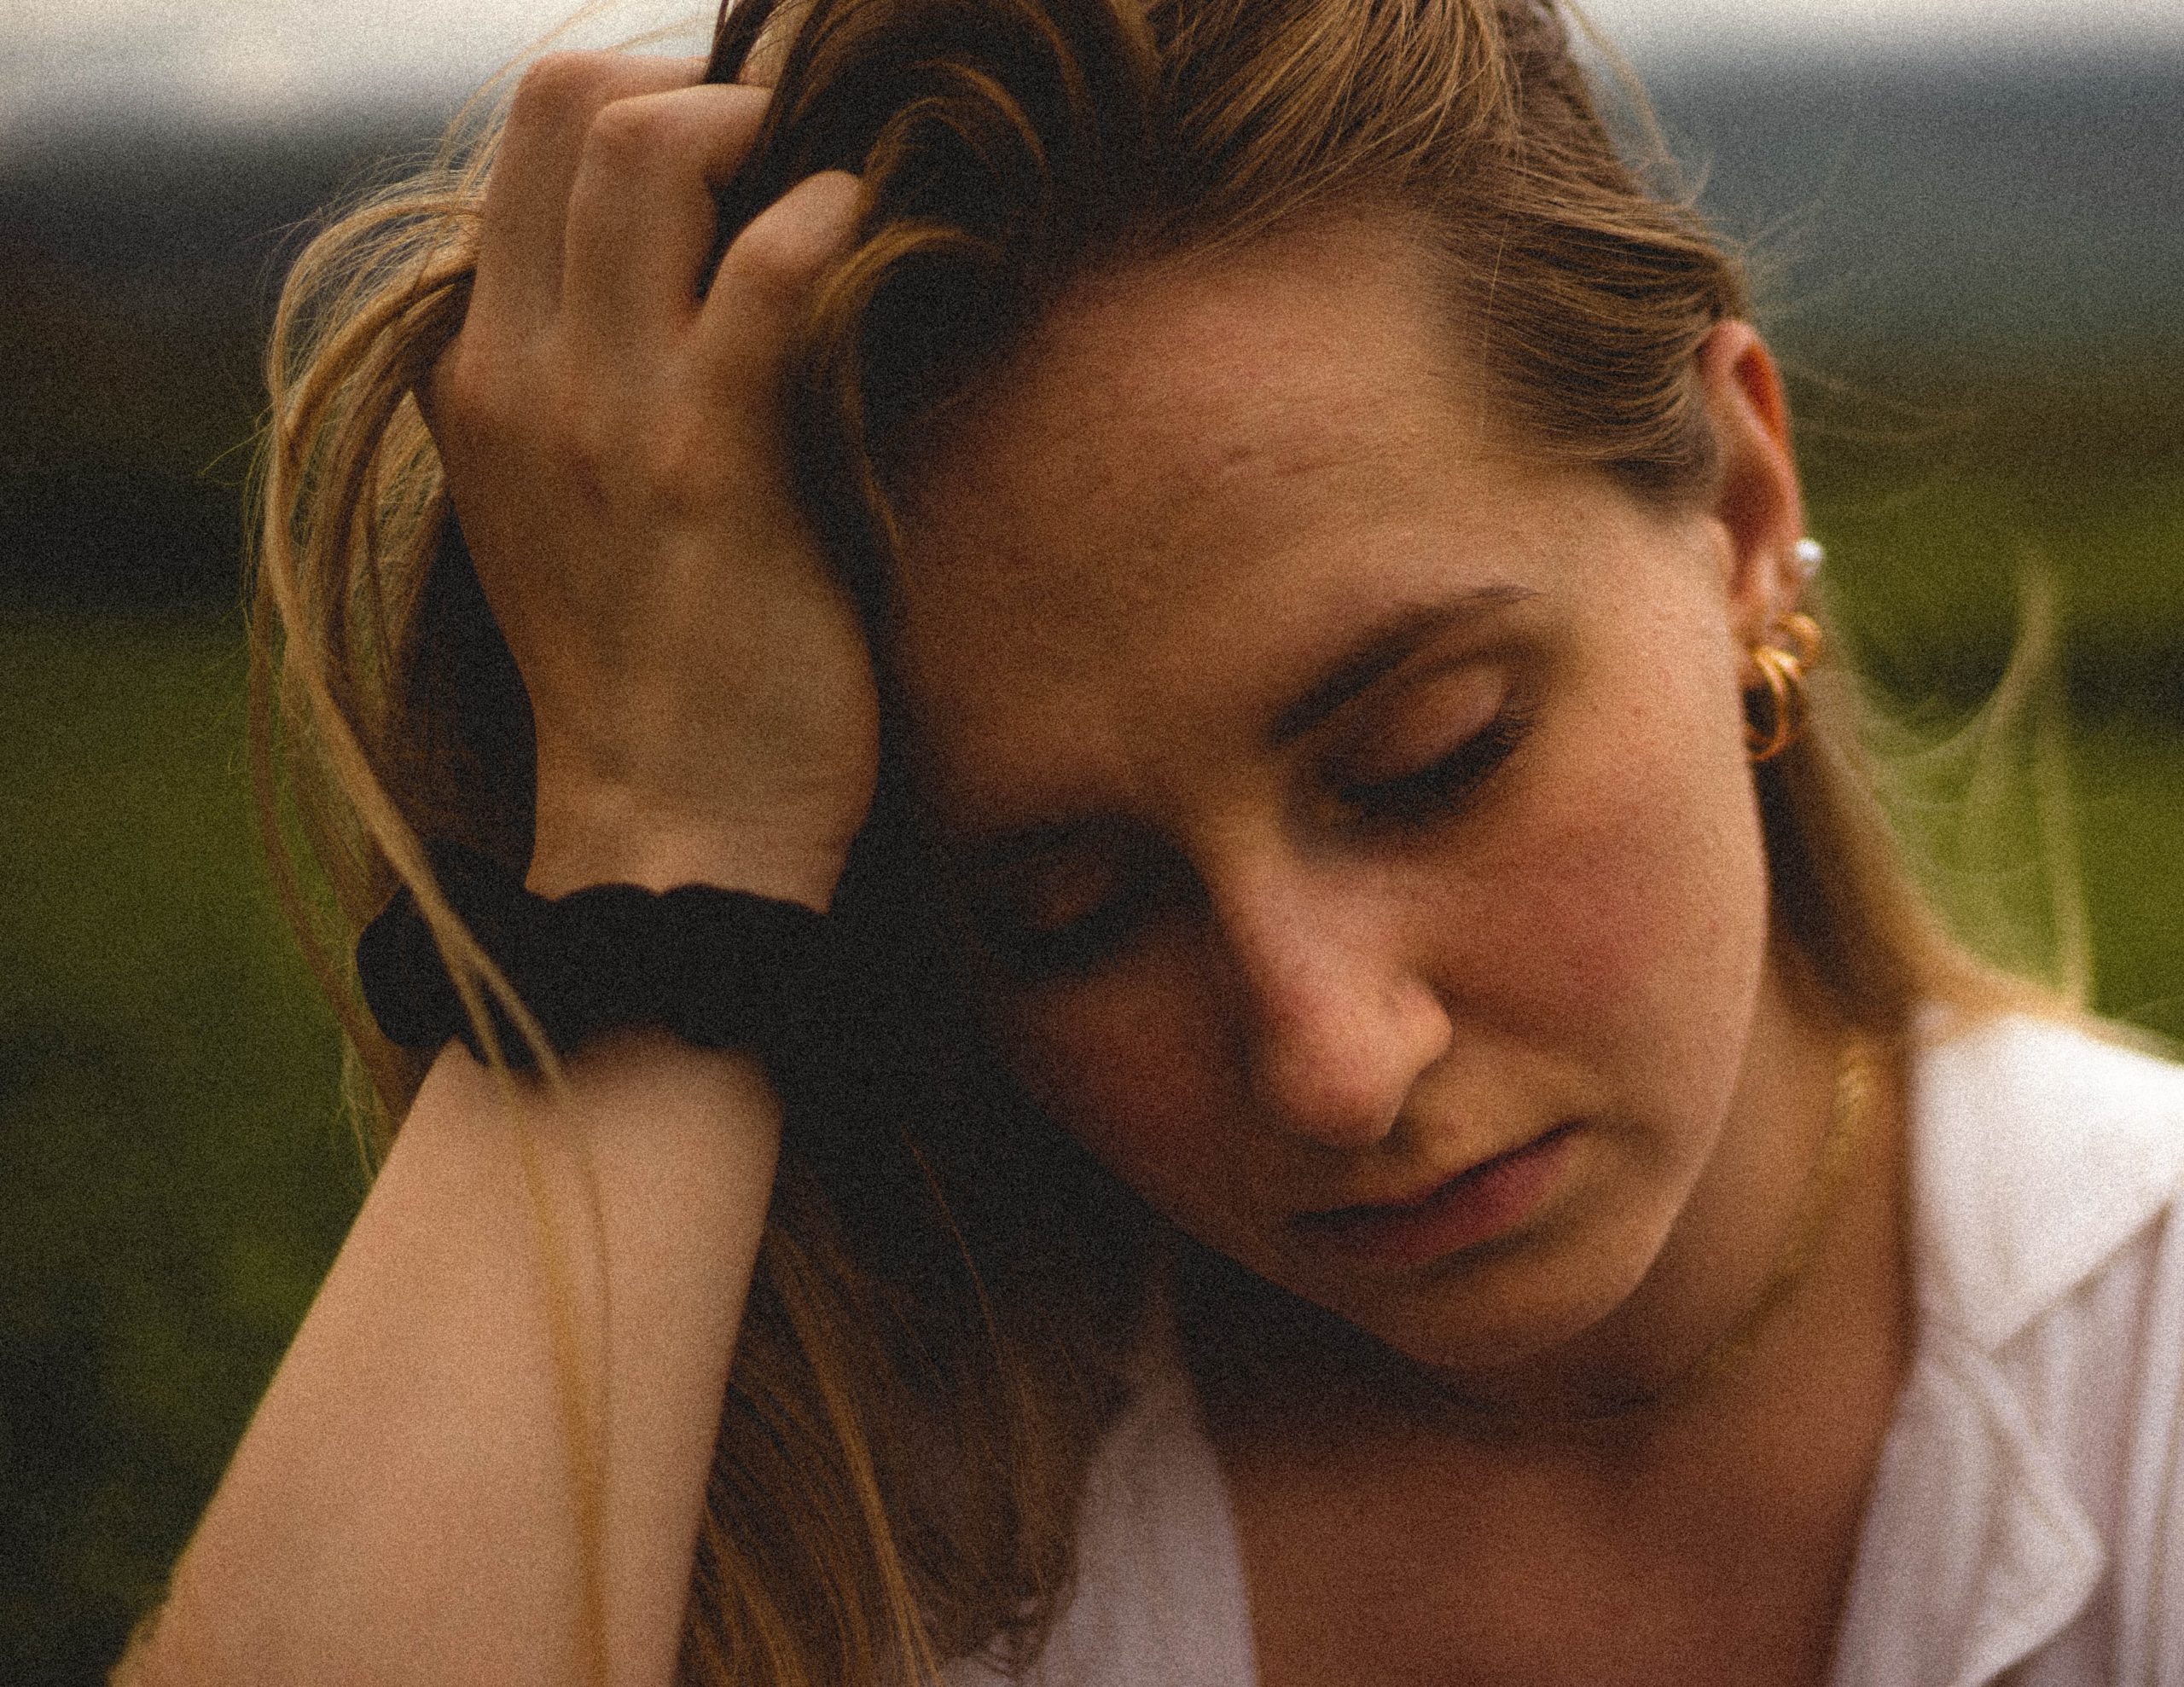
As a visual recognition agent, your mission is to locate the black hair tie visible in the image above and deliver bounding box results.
[355,841,834,1077]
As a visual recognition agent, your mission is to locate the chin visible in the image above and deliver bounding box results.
[1299,1193,1680,1387]
[1176,1140,1685,1395]
[1343,1270,1629,1383]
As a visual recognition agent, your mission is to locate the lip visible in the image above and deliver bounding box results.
[1291,1122,1580,1268]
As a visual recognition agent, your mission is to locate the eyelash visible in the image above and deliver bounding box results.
[977,702,1536,985]
[1337,699,1536,830]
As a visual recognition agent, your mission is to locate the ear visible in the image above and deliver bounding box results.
[1694,321,1808,652]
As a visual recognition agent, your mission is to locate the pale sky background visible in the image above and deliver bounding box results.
[3,0,2181,143]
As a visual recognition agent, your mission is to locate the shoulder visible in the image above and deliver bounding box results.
[1872,1010,2184,1682]
[1836,1012,2184,1684]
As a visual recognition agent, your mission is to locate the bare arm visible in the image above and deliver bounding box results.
[131,51,875,1685]
[142,1035,781,1686]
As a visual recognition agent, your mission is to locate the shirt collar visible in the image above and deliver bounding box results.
[1909,1007,2184,1354]
[1831,1008,2184,1686]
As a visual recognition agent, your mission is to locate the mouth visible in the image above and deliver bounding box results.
[1291,1122,1581,1268]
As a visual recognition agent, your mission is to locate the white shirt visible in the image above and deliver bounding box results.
[944,1013,2184,1685]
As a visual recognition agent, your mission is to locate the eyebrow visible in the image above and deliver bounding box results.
[1270,584,1538,746]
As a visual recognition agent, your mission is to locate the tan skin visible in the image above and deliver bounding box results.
[136,55,1907,1686]
[893,228,1913,1684]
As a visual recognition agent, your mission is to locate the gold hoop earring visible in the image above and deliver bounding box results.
[1745,612,1823,763]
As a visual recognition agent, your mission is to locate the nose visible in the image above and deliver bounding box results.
[1210,865,1454,1153]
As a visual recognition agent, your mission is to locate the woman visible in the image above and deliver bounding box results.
[126,0,2184,1683]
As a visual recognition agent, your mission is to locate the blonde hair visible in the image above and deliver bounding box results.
[251,1,2031,1680]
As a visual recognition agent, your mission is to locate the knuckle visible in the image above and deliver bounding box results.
[718,218,819,307]
[718,175,858,301]
[582,97,674,177]
[427,343,495,438]
[508,51,623,135]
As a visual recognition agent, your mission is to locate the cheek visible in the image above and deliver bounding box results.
[1444,650,1769,1115]
[991,971,1247,1215]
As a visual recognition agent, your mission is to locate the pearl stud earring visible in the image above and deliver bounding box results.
[1792,537,1826,583]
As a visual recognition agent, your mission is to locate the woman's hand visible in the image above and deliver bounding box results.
[427,52,876,909]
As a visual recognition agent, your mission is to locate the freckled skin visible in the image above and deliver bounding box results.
[890,215,1844,1410]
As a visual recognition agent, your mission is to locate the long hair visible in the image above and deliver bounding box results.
[249,1,2025,1680]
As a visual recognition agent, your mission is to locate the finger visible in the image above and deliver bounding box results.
[472,51,704,338]
[695,170,863,378]
[561,83,773,352]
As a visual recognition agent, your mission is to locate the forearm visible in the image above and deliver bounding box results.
[137,1031,780,1686]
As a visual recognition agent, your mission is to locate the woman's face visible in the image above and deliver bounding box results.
[888,218,1809,1382]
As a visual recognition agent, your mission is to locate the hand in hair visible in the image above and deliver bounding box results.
[426,50,876,909]
[138,71,860,1687]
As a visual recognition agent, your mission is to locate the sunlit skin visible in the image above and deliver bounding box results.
[890,217,1909,1680]
[895,215,1830,1386]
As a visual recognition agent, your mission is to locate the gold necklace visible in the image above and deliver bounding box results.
[1447,1033,1890,1426]
[1658,1033,1888,1409]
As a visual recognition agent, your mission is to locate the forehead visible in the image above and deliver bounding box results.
[886,218,1594,826]
[900,217,1489,578]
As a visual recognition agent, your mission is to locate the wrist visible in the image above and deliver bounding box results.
[362,844,838,1076]
[528,794,851,911]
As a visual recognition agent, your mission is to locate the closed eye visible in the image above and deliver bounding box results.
[1339,702,1535,829]
[961,704,1536,983]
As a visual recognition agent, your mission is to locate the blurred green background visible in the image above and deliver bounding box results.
[3,53,2181,1684]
